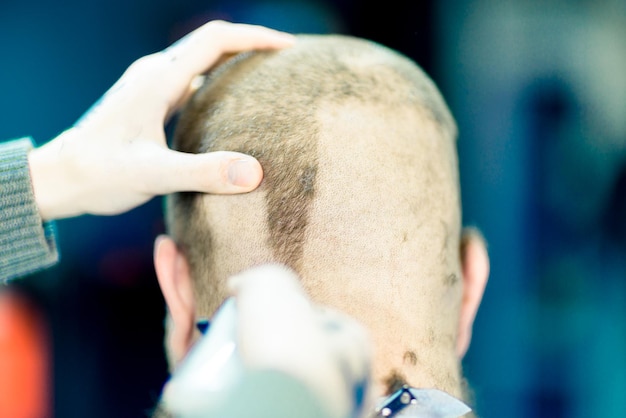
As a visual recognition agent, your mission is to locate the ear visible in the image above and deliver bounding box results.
[154,235,196,367]
[456,227,490,358]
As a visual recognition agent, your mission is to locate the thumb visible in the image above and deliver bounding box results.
[148,148,263,195]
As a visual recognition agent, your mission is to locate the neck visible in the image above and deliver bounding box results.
[369,326,464,399]
[296,261,465,402]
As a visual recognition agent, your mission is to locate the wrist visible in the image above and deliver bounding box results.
[28,131,82,221]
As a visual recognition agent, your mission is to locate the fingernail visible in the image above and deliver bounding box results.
[228,158,261,187]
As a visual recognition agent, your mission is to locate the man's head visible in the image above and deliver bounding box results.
[154,34,489,401]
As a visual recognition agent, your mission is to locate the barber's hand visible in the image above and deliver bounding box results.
[229,265,374,418]
[28,20,295,221]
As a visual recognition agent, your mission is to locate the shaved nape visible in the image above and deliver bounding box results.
[383,369,409,395]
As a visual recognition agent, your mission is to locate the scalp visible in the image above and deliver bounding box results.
[168,34,460,316]
[167,33,464,396]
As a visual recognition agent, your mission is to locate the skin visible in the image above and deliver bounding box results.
[26,20,295,221]
[153,35,491,416]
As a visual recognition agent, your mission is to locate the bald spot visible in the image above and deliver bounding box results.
[167,34,463,395]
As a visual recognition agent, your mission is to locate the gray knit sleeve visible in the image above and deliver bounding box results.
[0,138,59,281]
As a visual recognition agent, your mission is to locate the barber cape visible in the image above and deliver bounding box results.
[371,386,471,417]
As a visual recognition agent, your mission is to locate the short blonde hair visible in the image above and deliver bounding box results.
[168,34,458,302]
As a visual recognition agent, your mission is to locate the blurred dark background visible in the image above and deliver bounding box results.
[0,1,625,417]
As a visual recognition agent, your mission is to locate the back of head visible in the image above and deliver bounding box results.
[168,34,463,397]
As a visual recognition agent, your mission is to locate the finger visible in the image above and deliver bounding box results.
[229,264,320,368]
[227,263,304,297]
[163,20,296,77]
[228,265,312,362]
[142,148,264,195]
[111,21,295,121]
[230,265,357,418]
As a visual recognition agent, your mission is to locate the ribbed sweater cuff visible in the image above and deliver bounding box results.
[0,138,59,281]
